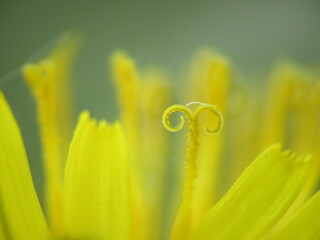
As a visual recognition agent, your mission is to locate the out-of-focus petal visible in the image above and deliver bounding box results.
[0,92,50,240]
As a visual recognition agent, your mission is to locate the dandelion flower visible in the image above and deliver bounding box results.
[0,35,319,240]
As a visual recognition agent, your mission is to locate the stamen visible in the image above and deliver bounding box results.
[162,102,223,240]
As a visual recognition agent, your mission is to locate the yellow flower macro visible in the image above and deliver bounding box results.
[0,35,319,240]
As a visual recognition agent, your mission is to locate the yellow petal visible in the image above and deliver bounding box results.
[191,144,311,240]
[46,33,82,143]
[276,79,320,221]
[267,191,320,240]
[187,50,231,225]
[63,111,131,240]
[260,64,320,215]
[22,33,81,236]
[0,92,50,240]
[140,73,172,239]
[187,49,231,111]
[260,64,296,149]
[260,63,313,152]
[110,51,149,240]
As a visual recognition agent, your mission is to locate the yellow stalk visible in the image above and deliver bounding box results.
[163,103,223,240]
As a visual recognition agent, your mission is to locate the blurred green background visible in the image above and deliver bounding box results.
[1,0,320,207]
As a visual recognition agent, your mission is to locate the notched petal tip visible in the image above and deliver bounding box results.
[79,110,91,120]
[191,143,312,240]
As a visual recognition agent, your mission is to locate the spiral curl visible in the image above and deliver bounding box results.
[162,102,223,135]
